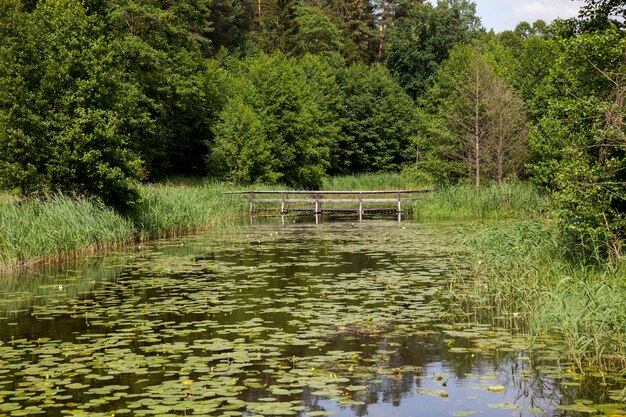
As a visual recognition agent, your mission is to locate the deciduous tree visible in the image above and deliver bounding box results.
[385,0,483,97]
[528,28,626,255]
[0,0,145,208]
[335,62,418,173]
[419,44,528,186]
[211,53,331,188]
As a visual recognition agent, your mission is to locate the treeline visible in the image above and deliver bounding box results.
[0,0,432,205]
[0,0,624,255]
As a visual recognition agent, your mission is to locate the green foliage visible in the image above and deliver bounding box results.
[335,62,418,174]
[385,0,483,97]
[210,52,418,187]
[211,53,331,189]
[210,98,280,184]
[103,0,221,179]
[0,195,135,271]
[579,0,626,31]
[505,33,561,111]
[299,53,346,171]
[209,0,257,52]
[528,28,626,255]
[257,0,300,53]
[452,220,626,367]
[130,182,250,239]
[293,5,344,55]
[249,53,330,188]
[322,171,427,191]
[0,182,256,271]
[412,182,549,221]
[321,0,378,62]
[105,0,213,54]
[0,0,145,209]
[418,42,529,186]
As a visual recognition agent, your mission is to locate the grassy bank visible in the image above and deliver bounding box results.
[324,173,549,221]
[132,182,248,240]
[0,195,136,271]
[322,171,426,191]
[0,182,250,273]
[412,182,550,221]
[448,220,626,370]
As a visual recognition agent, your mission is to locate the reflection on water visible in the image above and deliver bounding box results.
[0,221,623,417]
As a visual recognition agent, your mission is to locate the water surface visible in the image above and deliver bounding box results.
[0,221,624,417]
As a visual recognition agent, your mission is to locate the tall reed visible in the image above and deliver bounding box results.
[0,195,135,271]
[131,182,249,239]
[413,182,550,221]
[322,171,428,191]
[0,182,256,272]
[449,220,626,369]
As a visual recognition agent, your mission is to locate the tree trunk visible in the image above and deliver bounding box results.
[497,133,504,184]
[474,71,481,187]
[258,0,261,18]
[378,0,387,60]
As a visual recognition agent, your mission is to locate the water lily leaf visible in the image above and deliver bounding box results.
[345,385,367,392]
[556,404,598,413]
[487,402,521,410]
[416,388,448,398]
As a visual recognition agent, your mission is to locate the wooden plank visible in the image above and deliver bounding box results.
[237,188,425,219]
[253,207,413,213]
[252,198,421,203]
[225,189,431,195]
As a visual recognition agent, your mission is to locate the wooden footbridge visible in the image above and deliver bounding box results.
[225,190,430,221]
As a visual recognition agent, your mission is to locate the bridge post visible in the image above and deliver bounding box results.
[358,192,363,222]
[281,193,286,214]
[397,192,402,222]
[314,194,320,214]
[250,192,256,217]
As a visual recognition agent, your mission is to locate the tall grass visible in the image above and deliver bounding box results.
[448,220,626,370]
[413,182,550,221]
[322,171,429,191]
[0,193,19,204]
[131,182,249,240]
[0,195,136,271]
[0,182,255,272]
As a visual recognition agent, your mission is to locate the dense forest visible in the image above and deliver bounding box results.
[0,0,624,255]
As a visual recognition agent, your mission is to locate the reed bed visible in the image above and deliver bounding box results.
[413,182,550,221]
[322,171,426,191]
[131,182,249,240]
[0,195,136,271]
[449,220,626,369]
[0,182,255,272]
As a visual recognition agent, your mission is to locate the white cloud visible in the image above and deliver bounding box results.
[513,0,580,23]
[425,0,583,32]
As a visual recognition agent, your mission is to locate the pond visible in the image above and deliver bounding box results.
[0,220,624,417]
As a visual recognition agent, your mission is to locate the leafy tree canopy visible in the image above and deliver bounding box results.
[385,0,483,98]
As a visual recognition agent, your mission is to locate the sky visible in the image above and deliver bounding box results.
[428,0,584,32]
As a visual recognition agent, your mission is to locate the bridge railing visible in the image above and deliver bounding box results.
[225,190,431,221]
